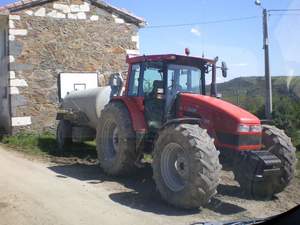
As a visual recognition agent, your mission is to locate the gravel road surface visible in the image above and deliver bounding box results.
[0,145,299,225]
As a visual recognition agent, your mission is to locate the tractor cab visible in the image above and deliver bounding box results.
[125,54,227,131]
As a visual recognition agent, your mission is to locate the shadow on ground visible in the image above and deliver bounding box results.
[48,160,246,216]
[206,198,246,215]
[217,183,278,201]
[217,184,245,199]
[32,136,247,215]
[37,136,97,161]
[49,163,199,215]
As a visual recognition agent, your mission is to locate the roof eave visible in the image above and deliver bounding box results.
[91,0,146,27]
[0,0,146,28]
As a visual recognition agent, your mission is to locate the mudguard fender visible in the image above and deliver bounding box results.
[110,97,147,133]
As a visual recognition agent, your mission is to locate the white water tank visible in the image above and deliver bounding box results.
[61,86,111,129]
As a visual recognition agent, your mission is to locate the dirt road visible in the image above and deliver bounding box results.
[0,145,299,225]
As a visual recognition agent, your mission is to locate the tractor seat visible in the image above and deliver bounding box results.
[149,80,164,98]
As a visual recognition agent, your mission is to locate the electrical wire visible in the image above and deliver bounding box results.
[269,13,300,16]
[268,9,300,12]
[140,9,300,30]
[268,8,300,16]
[142,16,259,29]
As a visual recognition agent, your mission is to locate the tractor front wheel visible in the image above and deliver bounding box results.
[152,124,221,209]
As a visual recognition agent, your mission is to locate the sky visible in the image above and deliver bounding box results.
[1,0,299,82]
[104,0,300,82]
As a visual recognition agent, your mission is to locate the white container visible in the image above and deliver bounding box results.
[61,86,111,129]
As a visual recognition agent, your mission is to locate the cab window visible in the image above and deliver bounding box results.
[142,62,163,96]
[128,64,140,96]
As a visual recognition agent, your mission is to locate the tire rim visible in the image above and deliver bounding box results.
[103,121,119,161]
[160,143,188,192]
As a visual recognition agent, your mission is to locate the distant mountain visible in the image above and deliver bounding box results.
[215,76,300,114]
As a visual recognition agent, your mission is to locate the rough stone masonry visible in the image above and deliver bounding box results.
[7,0,143,134]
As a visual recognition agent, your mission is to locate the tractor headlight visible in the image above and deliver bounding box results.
[237,124,262,133]
[237,124,250,132]
[250,125,262,132]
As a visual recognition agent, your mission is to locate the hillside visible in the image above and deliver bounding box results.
[217,76,300,114]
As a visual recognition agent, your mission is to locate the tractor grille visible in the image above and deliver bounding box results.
[216,132,261,146]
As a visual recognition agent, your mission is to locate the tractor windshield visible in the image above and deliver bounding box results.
[167,64,202,97]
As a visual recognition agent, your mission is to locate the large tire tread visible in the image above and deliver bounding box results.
[56,119,72,152]
[152,124,221,209]
[262,125,297,192]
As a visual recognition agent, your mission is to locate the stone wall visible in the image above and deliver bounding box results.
[8,0,140,133]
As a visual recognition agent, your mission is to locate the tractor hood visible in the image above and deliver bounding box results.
[179,93,261,134]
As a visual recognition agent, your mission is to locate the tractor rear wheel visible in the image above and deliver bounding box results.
[56,119,72,151]
[96,102,137,176]
[152,124,221,209]
[234,125,297,199]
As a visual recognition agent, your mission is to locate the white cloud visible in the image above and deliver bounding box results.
[190,27,201,37]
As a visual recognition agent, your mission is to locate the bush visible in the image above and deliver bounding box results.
[254,97,300,149]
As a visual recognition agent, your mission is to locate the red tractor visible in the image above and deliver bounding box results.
[57,53,297,209]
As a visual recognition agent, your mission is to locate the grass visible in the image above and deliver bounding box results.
[1,132,97,159]
[2,132,56,156]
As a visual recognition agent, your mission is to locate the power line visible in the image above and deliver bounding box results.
[142,16,259,29]
[141,9,300,29]
[268,9,300,12]
[268,8,300,16]
[270,13,300,16]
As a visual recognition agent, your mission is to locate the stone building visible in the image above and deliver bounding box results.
[0,0,145,134]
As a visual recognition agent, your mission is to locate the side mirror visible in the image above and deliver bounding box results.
[221,61,228,78]
[109,73,124,97]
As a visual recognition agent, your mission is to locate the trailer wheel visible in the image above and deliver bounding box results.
[56,120,72,151]
[152,124,221,209]
[234,125,297,199]
[96,102,137,175]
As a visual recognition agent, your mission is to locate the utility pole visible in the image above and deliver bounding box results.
[255,0,300,119]
[262,8,272,120]
[255,0,272,119]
